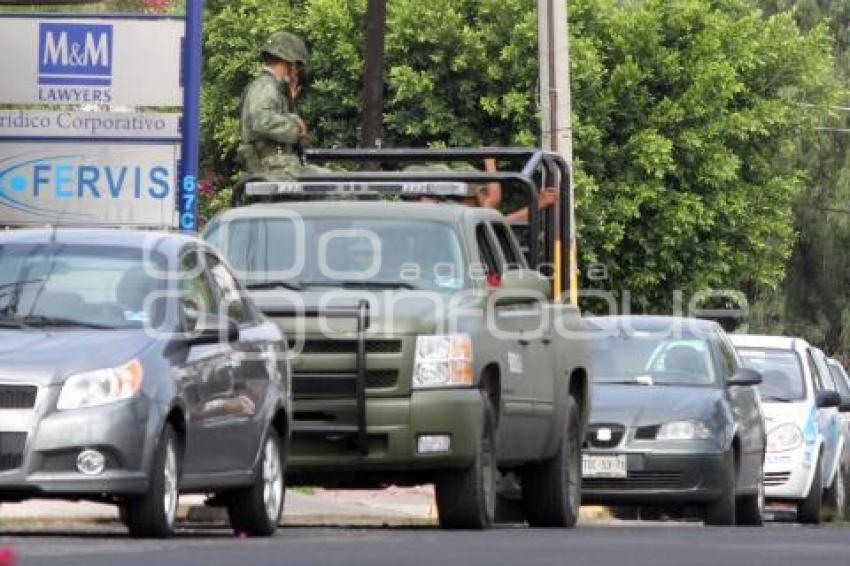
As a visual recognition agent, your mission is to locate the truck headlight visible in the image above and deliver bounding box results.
[412,334,473,389]
[57,359,144,410]
[766,423,803,453]
[656,420,713,441]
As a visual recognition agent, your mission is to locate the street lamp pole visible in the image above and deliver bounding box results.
[538,0,577,304]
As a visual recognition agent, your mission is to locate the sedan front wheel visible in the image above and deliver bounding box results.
[226,428,286,537]
[125,424,181,538]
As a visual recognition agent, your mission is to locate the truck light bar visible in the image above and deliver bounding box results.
[245,181,473,198]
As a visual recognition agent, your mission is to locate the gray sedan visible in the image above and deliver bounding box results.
[581,316,766,526]
[0,229,290,538]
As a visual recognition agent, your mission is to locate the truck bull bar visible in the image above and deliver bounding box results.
[264,299,371,456]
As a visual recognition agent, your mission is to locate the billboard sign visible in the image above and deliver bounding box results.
[0,142,177,227]
[0,16,183,107]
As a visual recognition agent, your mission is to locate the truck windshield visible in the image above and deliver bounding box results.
[207,218,467,293]
[590,333,717,386]
[737,348,806,402]
[0,244,165,330]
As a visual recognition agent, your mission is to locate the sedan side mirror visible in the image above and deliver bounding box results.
[184,314,239,346]
[816,390,842,409]
[727,368,762,387]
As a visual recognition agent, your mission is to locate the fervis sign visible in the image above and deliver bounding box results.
[0,143,176,226]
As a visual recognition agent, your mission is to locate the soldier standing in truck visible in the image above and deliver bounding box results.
[237,31,311,179]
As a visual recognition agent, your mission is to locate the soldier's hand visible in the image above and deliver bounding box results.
[296,116,309,138]
[538,187,558,209]
[289,81,302,101]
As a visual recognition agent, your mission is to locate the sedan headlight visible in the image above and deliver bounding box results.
[413,334,473,389]
[57,359,144,410]
[656,420,713,441]
[766,423,803,453]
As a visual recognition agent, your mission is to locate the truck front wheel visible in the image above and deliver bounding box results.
[435,401,497,529]
[521,396,581,528]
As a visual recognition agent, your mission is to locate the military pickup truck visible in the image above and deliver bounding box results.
[204,148,590,529]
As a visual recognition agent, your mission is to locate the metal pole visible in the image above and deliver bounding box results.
[538,0,576,304]
[179,0,204,232]
[360,0,386,151]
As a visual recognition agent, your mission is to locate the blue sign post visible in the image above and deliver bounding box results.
[179,0,204,233]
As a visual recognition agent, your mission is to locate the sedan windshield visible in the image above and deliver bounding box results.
[206,218,467,293]
[0,244,165,330]
[737,348,806,401]
[590,332,717,386]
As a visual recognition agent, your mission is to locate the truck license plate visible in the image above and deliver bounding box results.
[582,454,627,478]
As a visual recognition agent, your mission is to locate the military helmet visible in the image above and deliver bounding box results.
[261,31,308,67]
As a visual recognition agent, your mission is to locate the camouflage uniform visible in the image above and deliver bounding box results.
[238,31,325,179]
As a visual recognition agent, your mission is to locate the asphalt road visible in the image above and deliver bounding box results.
[2,521,849,566]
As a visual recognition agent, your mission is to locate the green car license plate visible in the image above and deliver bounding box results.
[582,454,627,478]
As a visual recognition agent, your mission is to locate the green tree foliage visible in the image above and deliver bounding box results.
[750,0,850,359]
[201,0,840,313]
[570,0,839,311]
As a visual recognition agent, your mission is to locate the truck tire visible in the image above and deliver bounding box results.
[823,466,846,522]
[521,397,581,528]
[797,457,823,525]
[226,428,286,537]
[703,450,736,526]
[125,425,181,538]
[435,402,497,529]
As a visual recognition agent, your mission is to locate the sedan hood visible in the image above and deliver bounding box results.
[0,329,154,386]
[252,289,478,336]
[590,383,725,427]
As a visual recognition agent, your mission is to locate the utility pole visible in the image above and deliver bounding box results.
[538,0,577,304]
[360,0,386,151]
[538,0,573,162]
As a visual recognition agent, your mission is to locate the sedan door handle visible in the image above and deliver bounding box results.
[542,336,552,346]
[518,338,530,346]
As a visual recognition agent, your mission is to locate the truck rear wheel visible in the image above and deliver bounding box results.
[521,397,581,528]
[435,402,497,529]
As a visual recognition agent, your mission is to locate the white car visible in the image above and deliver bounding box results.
[730,335,846,524]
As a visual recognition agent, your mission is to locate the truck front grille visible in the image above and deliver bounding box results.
[289,339,402,354]
[293,370,399,396]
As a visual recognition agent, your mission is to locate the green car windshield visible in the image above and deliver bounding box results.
[207,217,468,293]
[590,332,717,386]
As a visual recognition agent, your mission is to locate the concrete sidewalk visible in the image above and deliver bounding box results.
[0,486,438,527]
[0,487,607,527]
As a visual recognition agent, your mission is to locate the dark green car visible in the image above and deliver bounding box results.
[205,149,590,529]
